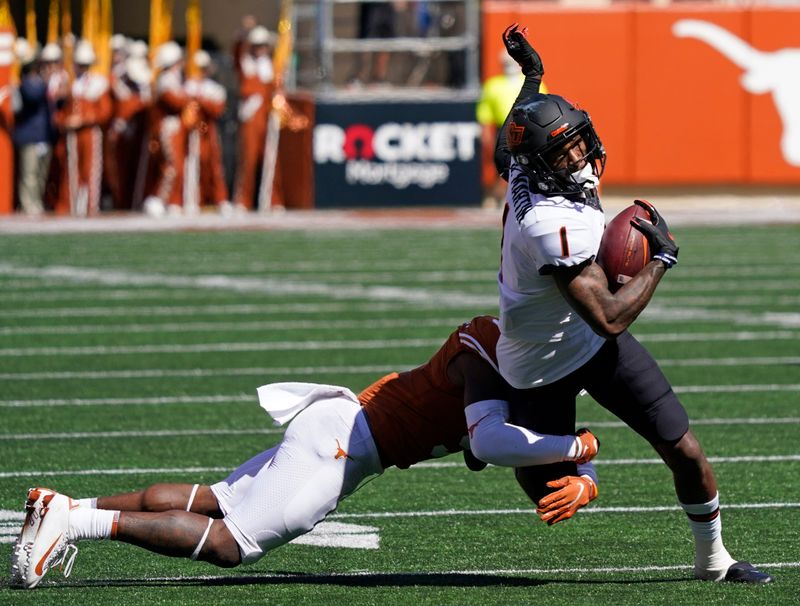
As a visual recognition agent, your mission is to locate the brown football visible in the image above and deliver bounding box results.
[596,203,651,292]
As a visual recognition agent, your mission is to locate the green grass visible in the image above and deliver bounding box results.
[1,224,799,605]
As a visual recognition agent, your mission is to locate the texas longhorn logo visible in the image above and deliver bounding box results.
[673,19,800,167]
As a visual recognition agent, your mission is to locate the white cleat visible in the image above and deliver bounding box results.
[10,487,58,588]
[20,491,79,589]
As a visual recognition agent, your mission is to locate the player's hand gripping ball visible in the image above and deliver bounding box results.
[596,202,652,292]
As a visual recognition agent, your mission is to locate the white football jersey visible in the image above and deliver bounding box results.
[497,161,607,389]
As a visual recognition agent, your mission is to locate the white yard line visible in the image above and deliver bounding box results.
[0,455,798,478]
[675,383,800,393]
[0,317,467,337]
[1,263,799,330]
[2,383,800,408]
[640,307,800,328]
[0,365,398,381]
[0,338,444,357]
[3,416,797,441]
[635,330,800,342]
[657,294,800,306]
[2,332,800,357]
[0,301,450,319]
[0,263,497,307]
[331,502,800,519]
[12,561,796,577]
[0,466,233,478]
[0,428,283,440]
[3,504,800,546]
[0,355,797,382]
[589,416,800,428]
[0,395,253,408]
[659,356,800,367]
[658,280,800,291]
[412,455,800,468]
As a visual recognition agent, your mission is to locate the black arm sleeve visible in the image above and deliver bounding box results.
[493,74,543,181]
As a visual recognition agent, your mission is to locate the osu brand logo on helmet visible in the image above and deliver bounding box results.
[507,122,526,147]
[508,93,606,196]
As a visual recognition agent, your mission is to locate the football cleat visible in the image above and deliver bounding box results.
[19,491,79,589]
[10,488,58,588]
[572,428,600,464]
[724,561,774,584]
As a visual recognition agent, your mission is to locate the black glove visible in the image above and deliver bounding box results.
[502,23,544,78]
[630,199,679,268]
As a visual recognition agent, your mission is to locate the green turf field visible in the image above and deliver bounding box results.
[1,224,798,605]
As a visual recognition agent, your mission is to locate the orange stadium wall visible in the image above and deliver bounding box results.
[482,2,800,186]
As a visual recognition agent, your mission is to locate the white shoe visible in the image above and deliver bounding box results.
[10,488,57,588]
[21,491,79,589]
[143,196,166,218]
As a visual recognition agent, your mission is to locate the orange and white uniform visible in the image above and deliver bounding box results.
[186,76,229,207]
[232,42,282,209]
[146,67,190,208]
[360,316,501,469]
[105,70,151,210]
[52,71,112,216]
[43,67,70,213]
[207,317,503,563]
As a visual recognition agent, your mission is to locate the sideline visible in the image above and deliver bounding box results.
[2,194,800,234]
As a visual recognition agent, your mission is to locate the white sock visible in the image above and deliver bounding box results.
[680,492,736,580]
[68,508,120,542]
[76,497,97,509]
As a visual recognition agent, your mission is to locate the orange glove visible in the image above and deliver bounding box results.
[536,475,598,525]
[573,428,599,464]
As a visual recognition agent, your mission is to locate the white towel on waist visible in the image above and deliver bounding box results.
[257,382,360,426]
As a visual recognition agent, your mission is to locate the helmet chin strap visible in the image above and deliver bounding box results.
[569,163,599,190]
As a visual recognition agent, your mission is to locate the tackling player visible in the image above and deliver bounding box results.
[12,316,599,589]
[492,24,772,584]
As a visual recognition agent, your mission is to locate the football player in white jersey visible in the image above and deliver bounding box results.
[492,24,772,584]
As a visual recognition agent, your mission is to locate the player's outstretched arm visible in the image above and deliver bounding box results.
[494,23,546,180]
[448,353,599,467]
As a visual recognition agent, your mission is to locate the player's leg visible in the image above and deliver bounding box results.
[80,445,280,517]
[221,398,383,564]
[113,511,240,566]
[509,382,579,504]
[582,331,772,583]
[93,484,223,517]
[10,489,241,589]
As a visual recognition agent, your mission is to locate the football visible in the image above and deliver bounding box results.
[596,203,651,292]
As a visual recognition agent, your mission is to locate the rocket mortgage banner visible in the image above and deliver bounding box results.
[313,101,482,207]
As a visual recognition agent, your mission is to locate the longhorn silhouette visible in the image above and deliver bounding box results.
[673,19,800,167]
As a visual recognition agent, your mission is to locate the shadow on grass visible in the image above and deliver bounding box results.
[12,571,692,589]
